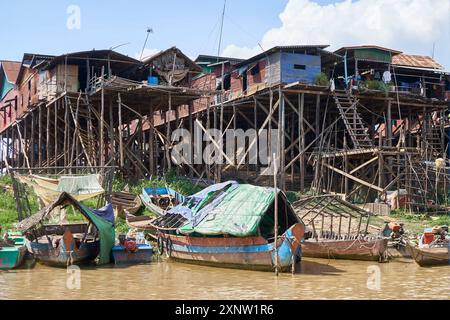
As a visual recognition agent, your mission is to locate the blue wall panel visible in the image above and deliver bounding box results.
[280,52,321,84]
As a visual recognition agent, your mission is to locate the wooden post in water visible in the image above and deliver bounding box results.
[273,152,279,276]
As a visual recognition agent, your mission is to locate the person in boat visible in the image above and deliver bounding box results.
[381,221,392,238]
[392,223,405,239]
[0,228,14,247]
[381,221,404,240]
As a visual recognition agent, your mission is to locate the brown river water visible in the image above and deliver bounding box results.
[1,258,449,300]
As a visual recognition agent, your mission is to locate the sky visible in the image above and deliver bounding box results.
[0,0,449,69]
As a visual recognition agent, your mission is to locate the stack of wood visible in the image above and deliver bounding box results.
[112,192,142,219]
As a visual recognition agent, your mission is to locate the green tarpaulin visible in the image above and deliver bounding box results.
[78,203,115,265]
[179,184,276,237]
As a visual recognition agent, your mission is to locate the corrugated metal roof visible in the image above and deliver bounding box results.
[143,47,202,73]
[195,54,244,65]
[335,45,402,55]
[0,60,21,84]
[234,45,331,68]
[392,54,443,70]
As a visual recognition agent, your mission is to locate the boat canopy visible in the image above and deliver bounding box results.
[18,192,115,265]
[16,174,105,206]
[174,182,298,237]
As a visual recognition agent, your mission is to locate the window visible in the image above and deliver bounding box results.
[250,64,260,76]
[294,64,306,70]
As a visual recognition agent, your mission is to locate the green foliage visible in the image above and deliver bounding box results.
[0,175,39,230]
[285,191,299,204]
[361,80,388,93]
[388,209,450,234]
[112,170,202,196]
[314,73,329,86]
[115,217,130,235]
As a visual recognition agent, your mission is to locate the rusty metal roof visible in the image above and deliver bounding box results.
[0,60,21,84]
[392,54,443,69]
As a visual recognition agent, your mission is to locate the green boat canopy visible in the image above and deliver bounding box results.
[18,192,115,265]
[179,184,279,237]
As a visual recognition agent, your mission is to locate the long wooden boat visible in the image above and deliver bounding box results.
[27,223,100,267]
[301,237,389,262]
[126,213,158,239]
[408,243,449,267]
[158,223,304,271]
[18,192,115,267]
[0,232,27,270]
[112,191,142,219]
[141,187,185,216]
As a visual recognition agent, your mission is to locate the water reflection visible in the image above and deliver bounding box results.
[1,258,449,300]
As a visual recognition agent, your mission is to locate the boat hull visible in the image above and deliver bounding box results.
[141,187,185,216]
[112,244,153,265]
[28,240,100,267]
[0,246,27,270]
[301,238,389,261]
[409,244,449,267]
[159,223,304,272]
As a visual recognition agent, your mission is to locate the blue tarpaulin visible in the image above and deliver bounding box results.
[93,203,115,225]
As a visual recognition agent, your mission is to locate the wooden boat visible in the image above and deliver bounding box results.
[159,224,304,271]
[155,183,305,272]
[293,195,389,262]
[112,244,153,265]
[112,191,142,219]
[408,244,449,267]
[26,223,101,267]
[18,193,115,267]
[125,213,158,239]
[408,227,450,267]
[0,232,27,270]
[301,236,389,261]
[387,237,412,259]
[140,187,185,216]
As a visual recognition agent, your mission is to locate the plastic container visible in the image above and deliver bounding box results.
[423,232,435,245]
[148,76,159,86]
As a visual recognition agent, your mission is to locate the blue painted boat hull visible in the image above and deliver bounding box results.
[0,234,27,270]
[0,246,26,270]
[28,240,100,267]
[160,224,304,272]
[112,244,153,265]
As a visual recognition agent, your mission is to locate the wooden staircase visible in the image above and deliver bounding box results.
[65,93,98,166]
[421,116,443,158]
[333,91,373,149]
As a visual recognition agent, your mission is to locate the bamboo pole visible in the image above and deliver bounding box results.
[299,93,305,192]
[38,105,42,167]
[100,68,105,168]
[273,152,279,276]
[46,104,51,166]
[118,93,124,167]
[54,101,58,171]
[108,99,115,165]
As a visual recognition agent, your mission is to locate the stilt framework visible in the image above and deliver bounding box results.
[1,76,449,212]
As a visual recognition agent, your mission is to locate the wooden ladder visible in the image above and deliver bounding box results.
[333,91,373,149]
